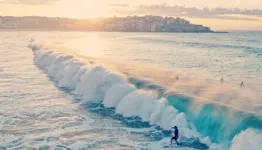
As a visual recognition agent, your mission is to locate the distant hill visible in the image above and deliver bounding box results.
[0,16,214,33]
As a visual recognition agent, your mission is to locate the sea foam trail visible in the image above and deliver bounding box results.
[28,44,261,150]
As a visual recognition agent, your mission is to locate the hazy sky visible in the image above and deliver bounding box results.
[1,0,262,30]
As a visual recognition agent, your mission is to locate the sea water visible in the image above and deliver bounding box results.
[0,31,262,150]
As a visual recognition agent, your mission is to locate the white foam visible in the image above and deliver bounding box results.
[30,46,225,149]
[103,83,136,108]
[230,129,262,150]
[58,61,85,88]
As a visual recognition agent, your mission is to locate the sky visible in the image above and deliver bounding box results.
[0,0,262,31]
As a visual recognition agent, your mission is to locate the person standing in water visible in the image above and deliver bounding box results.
[220,77,224,83]
[240,82,245,88]
[171,126,179,145]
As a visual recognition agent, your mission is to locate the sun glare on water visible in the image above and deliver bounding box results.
[65,33,104,58]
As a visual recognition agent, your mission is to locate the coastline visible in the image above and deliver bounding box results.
[1,15,214,33]
[0,29,228,33]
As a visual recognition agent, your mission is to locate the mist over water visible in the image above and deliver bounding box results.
[35,32,262,91]
[1,31,262,149]
[34,31,262,114]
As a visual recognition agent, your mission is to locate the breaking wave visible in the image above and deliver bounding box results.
[28,43,262,150]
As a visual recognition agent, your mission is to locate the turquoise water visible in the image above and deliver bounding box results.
[1,31,262,149]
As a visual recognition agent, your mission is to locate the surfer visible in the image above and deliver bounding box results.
[171,126,179,145]
[220,77,224,83]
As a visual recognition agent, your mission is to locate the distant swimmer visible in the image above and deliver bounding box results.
[240,82,245,88]
[171,126,179,145]
[176,76,179,80]
[220,77,224,83]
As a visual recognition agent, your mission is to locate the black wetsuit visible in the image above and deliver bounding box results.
[171,128,179,145]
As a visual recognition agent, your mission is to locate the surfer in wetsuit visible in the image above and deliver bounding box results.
[171,126,179,145]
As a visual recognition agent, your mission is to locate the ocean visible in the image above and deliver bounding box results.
[0,31,261,150]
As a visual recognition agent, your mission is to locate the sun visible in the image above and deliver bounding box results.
[56,0,108,18]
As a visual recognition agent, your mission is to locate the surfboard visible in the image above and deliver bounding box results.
[163,141,208,149]
[163,143,181,148]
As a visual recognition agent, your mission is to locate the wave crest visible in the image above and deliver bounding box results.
[29,44,262,149]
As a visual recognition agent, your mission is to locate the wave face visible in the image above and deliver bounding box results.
[29,44,262,150]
